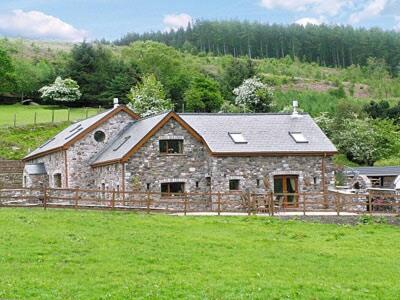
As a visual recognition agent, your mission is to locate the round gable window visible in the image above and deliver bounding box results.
[94,130,106,142]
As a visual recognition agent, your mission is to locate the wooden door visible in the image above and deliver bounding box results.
[273,175,299,207]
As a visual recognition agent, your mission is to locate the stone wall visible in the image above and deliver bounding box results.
[210,155,335,194]
[124,119,210,193]
[93,163,123,191]
[67,111,134,189]
[0,159,24,188]
[25,110,135,189]
[117,118,335,201]
[25,150,65,188]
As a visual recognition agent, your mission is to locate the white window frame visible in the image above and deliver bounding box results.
[228,132,247,144]
[289,132,308,143]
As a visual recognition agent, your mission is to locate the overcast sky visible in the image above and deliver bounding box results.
[0,0,399,42]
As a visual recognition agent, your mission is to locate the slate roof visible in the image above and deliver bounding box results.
[345,166,400,177]
[91,112,336,166]
[90,112,169,165]
[24,163,47,175]
[179,113,337,154]
[24,106,137,160]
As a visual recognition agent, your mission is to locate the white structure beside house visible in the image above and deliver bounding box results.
[23,104,337,208]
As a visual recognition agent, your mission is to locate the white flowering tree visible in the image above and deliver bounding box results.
[233,77,274,112]
[127,74,172,117]
[39,77,81,102]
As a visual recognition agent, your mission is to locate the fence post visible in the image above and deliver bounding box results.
[335,192,340,216]
[111,189,116,210]
[184,192,187,216]
[270,191,274,216]
[368,192,372,215]
[51,110,55,123]
[34,112,37,125]
[13,113,16,127]
[247,192,251,216]
[67,108,70,122]
[302,193,306,216]
[74,189,79,209]
[43,186,47,210]
[85,108,89,119]
[217,192,221,216]
[146,191,151,214]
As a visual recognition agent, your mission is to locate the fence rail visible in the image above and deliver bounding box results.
[0,187,399,215]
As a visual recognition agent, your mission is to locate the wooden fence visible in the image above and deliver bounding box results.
[0,187,399,215]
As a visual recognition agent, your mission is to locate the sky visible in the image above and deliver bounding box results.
[0,0,399,42]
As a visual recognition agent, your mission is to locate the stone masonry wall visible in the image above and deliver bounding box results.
[67,111,133,189]
[118,118,335,200]
[124,119,210,193]
[93,163,123,191]
[210,155,335,194]
[0,159,24,188]
[25,151,64,188]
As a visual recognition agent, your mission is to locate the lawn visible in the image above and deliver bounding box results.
[0,209,399,299]
[0,104,101,127]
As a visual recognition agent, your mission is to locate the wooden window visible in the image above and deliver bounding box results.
[229,179,240,191]
[161,182,185,196]
[53,173,62,188]
[159,140,183,154]
[273,175,299,207]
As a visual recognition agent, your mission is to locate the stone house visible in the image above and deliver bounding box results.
[344,166,400,191]
[23,104,337,207]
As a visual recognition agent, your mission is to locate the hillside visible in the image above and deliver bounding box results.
[1,36,400,167]
[117,20,400,73]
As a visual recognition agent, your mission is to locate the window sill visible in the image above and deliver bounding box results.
[159,153,186,156]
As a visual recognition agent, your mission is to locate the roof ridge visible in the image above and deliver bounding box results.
[137,110,171,121]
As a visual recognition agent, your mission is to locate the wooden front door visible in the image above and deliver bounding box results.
[273,175,299,207]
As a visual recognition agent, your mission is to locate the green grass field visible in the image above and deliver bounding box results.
[0,123,70,159]
[0,209,399,299]
[0,104,100,127]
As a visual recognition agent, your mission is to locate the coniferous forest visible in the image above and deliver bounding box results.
[116,20,400,74]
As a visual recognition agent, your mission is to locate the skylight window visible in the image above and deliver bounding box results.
[113,136,131,151]
[69,124,82,132]
[229,132,247,144]
[290,132,308,143]
[64,127,83,140]
[39,138,55,148]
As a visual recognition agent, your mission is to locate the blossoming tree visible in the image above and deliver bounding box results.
[233,77,274,112]
[39,77,81,102]
[127,74,172,117]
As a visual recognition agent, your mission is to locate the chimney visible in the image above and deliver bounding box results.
[291,100,301,118]
[113,98,119,108]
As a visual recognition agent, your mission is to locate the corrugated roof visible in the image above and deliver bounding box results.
[24,106,135,160]
[345,166,400,177]
[180,113,337,154]
[91,112,336,166]
[24,163,47,175]
[90,112,169,165]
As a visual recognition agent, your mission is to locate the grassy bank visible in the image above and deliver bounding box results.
[0,123,70,159]
[0,104,100,127]
[0,209,399,299]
